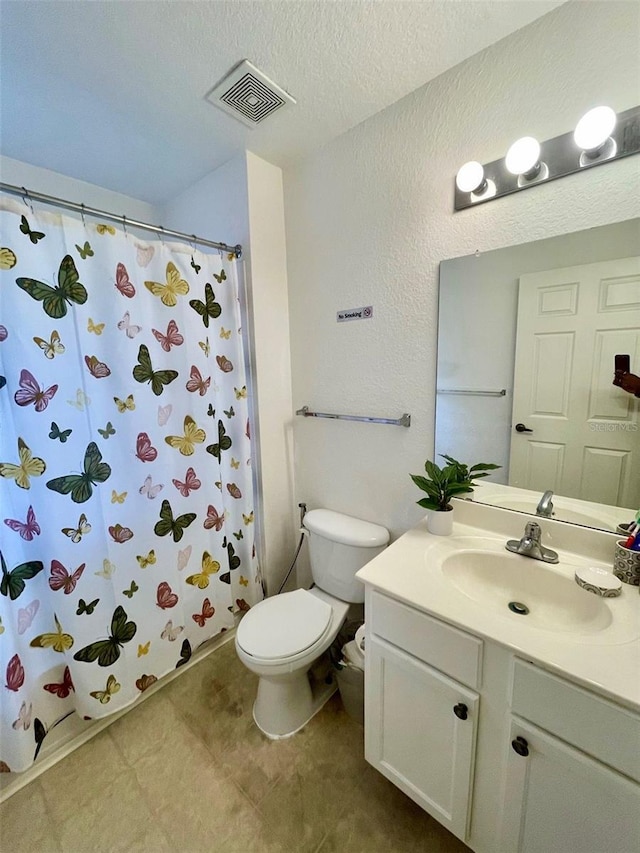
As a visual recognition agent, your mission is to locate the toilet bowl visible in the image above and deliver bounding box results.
[235,508,389,739]
[236,587,349,738]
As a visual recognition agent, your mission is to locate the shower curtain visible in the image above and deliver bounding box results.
[0,198,262,772]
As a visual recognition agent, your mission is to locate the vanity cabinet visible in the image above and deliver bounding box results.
[499,659,640,853]
[500,717,640,853]
[365,591,482,840]
[364,588,640,853]
[366,636,479,839]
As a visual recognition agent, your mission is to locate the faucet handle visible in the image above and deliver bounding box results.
[524,521,542,540]
[506,520,558,563]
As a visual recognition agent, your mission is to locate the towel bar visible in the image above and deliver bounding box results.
[296,406,411,427]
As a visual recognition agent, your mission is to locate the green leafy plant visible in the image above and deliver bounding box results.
[439,454,501,488]
[410,461,474,512]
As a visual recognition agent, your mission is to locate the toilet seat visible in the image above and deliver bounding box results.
[236,589,333,661]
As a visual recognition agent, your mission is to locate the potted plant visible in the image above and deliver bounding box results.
[440,454,501,500]
[410,460,473,536]
[411,457,501,535]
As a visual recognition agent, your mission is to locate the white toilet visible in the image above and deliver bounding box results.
[235,508,389,738]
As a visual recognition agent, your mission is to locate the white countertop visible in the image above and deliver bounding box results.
[356,503,640,711]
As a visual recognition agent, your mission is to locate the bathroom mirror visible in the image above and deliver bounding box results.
[436,218,640,533]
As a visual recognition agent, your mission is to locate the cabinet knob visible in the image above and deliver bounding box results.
[511,736,529,757]
[453,703,468,720]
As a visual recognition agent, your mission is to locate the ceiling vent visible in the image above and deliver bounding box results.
[205,60,296,128]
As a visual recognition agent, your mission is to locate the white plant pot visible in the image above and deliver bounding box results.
[426,508,453,536]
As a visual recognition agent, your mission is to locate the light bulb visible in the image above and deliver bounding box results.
[574,106,616,152]
[505,137,541,176]
[456,161,485,194]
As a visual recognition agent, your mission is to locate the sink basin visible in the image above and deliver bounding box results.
[424,535,640,645]
[440,546,612,634]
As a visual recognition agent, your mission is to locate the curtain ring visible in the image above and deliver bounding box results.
[159,226,165,246]
[190,236,200,274]
[122,214,128,238]
[80,204,87,228]
[21,186,34,215]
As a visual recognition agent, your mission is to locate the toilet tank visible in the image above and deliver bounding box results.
[303,509,389,603]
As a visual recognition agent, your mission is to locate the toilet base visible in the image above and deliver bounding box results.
[252,668,337,740]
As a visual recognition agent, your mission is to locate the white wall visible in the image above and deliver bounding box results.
[163,153,295,594]
[0,155,157,222]
[160,153,249,249]
[284,0,640,541]
[244,152,295,593]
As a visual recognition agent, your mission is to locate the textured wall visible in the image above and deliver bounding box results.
[284,1,640,541]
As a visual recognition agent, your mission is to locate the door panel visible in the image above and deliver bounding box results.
[365,636,479,841]
[510,257,640,507]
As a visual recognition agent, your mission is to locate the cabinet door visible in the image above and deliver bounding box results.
[365,635,479,841]
[500,717,640,853]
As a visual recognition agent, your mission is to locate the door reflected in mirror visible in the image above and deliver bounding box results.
[436,218,640,533]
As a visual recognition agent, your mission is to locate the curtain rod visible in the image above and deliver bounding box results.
[0,181,242,258]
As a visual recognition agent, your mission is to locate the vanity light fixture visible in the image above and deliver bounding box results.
[455,161,486,194]
[574,105,617,165]
[505,137,541,177]
[454,104,640,211]
[455,161,496,201]
[574,106,616,152]
[505,136,549,187]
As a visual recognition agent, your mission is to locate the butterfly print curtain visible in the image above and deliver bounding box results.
[0,199,262,772]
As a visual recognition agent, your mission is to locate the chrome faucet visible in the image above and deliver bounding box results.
[536,490,554,518]
[506,521,559,564]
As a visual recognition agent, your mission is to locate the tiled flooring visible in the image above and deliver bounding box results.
[0,638,470,853]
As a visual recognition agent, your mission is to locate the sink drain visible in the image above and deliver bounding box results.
[508,601,529,616]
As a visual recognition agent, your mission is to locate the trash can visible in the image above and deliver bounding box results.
[335,624,365,724]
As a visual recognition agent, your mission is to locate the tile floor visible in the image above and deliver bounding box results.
[0,638,470,853]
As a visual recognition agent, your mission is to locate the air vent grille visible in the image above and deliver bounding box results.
[221,73,284,123]
[205,60,295,128]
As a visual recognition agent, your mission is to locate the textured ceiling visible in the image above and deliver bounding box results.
[0,0,564,204]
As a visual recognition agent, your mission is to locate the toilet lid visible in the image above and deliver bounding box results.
[236,589,333,660]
